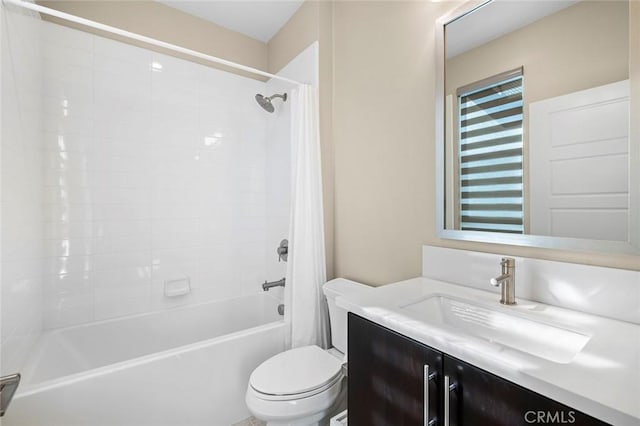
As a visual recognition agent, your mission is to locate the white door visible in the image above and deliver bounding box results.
[529,80,630,241]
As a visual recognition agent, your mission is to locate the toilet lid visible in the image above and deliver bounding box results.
[250,345,343,396]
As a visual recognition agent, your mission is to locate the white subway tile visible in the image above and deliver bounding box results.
[152,52,200,80]
[93,36,152,67]
[42,21,93,51]
[30,22,283,330]
[94,294,151,322]
[45,304,94,329]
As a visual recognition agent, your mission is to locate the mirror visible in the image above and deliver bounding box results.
[436,0,640,255]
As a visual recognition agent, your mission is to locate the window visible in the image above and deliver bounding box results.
[457,68,524,234]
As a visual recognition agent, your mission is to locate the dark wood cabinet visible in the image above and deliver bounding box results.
[443,354,607,426]
[348,313,442,426]
[348,313,609,426]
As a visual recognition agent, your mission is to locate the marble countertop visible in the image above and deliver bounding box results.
[336,277,640,426]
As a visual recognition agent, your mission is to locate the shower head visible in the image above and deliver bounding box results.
[255,93,287,113]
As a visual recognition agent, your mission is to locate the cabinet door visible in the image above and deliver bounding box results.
[442,354,609,426]
[348,313,442,426]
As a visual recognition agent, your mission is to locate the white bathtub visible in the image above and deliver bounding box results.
[4,293,285,426]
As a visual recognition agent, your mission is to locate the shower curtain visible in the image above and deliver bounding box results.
[284,84,329,349]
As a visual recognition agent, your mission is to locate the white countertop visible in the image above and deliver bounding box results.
[336,277,640,426]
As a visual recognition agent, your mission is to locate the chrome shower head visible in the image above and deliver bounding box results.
[255,94,274,113]
[255,93,287,113]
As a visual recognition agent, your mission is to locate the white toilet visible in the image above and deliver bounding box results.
[245,278,368,426]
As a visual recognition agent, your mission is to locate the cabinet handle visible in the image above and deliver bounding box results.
[444,375,457,426]
[423,365,437,426]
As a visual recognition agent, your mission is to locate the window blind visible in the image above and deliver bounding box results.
[458,70,524,234]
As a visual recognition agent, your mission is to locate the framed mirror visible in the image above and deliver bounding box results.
[435,0,639,255]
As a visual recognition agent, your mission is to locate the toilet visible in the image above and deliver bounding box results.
[245,278,369,426]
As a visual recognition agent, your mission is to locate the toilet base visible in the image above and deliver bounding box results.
[261,380,347,426]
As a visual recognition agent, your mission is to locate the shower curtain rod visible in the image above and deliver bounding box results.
[3,0,306,86]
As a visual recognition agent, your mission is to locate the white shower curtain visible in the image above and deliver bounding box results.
[284,84,329,349]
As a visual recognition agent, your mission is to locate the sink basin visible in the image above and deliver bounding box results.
[400,295,591,363]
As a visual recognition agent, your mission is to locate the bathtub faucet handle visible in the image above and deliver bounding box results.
[277,239,288,262]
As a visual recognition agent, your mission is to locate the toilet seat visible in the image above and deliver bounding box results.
[251,372,343,401]
[249,345,343,401]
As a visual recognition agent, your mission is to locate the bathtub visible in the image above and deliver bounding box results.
[4,293,285,426]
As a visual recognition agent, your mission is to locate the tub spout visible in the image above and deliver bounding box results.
[0,373,20,416]
[262,278,285,291]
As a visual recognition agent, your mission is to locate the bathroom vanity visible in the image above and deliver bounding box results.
[340,248,640,426]
[348,313,605,426]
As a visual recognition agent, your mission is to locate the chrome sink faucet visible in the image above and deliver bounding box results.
[490,257,516,305]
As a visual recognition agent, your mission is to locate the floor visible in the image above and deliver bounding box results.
[232,416,266,426]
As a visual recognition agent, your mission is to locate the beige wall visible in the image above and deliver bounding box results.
[333,1,452,285]
[268,1,319,75]
[38,1,268,78]
[332,1,639,286]
[268,1,336,279]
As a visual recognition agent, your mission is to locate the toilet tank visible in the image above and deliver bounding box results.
[323,279,371,354]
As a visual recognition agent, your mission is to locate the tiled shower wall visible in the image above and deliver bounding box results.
[41,22,282,328]
[1,6,44,375]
